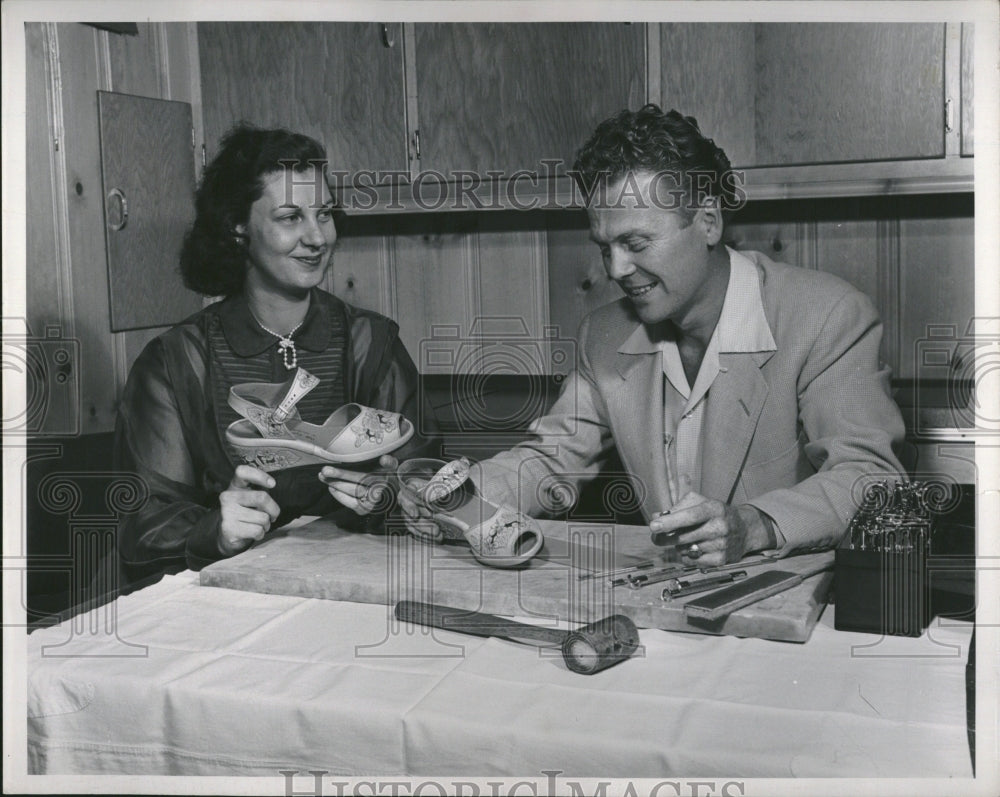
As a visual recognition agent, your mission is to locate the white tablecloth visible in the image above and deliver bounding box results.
[25,571,973,778]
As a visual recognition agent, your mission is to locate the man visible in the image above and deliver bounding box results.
[406,104,908,567]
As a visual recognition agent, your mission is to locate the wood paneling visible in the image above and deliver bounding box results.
[55,23,119,432]
[390,217,479,373]
[97,92,201,331]
[658,24,756,167]
[26,23,203,433]
[414,23,645,176]
[337,214,557,376]
[25,24,80,437]
[897,213,974,380]
[107,24,202,392]
[327,232,393,318]
[814,218,894,368]
[755,24,945,165]
[26,24,61,332]
[546,219,623,341]
[476,220,547,329]
[198,23,407,174]
[108,22,162,98]
[475,219,551,376]
[725,222,811,270]
[961,23,973,156]
[814,220,880,301]
[913,443,976,485]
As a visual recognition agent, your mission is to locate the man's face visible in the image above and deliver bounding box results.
[586,171,719,328]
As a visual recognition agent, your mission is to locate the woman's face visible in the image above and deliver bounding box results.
[237,165,337,299]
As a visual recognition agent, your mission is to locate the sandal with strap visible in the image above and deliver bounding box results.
[397,457,544,568]
[225,368,414,471]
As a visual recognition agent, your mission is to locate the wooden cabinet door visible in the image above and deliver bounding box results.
[658,23,947,169]
[658,24,758,168]
[414,23,645,176]
[754,23,945,166]
[97,91,202,331]
[198,23,407,175]
[961,23,973,156]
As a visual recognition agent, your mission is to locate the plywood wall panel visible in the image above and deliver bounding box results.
[390,218,479,373]
[725,222,810,269]
[755,24,945,165]
[328,233,392,318]
[475,221,550,376]
[55,23,119,433]
[26,24,62,333]
[98,92,201,331]
[546,223,623,342]
[960,23,974,156]
[415,23,644,175]
[198,22,406,174]
[897,214,974,380]
[103,24,202,382]
[658,24,756,167]
[108,22,162,98]
[813,220,881,302]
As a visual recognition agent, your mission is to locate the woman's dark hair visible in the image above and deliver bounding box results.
[180,124,328,296]
[572,104,737,223]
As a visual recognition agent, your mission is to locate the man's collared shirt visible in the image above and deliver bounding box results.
[618,247,777,504]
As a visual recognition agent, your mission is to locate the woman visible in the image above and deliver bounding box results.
[115,124,439,587]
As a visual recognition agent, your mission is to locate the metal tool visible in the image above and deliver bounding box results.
[661,570,748,599]
[613,564,698,589]
[577,558,664,581]
[698,556,776,574]
[610,556,776,589]
[394,600,640,675]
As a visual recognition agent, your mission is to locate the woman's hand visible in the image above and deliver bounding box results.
[319,454,399,516]
[218,465,282,555]
[396,483,441,541]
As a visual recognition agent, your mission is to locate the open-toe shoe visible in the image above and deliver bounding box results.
[397,457,544,568]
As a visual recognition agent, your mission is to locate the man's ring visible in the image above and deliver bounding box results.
[686,543,702,558]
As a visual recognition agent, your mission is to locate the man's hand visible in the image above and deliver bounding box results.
[319,454,399,516]
[649,476,775,567]
[218,465,281,555]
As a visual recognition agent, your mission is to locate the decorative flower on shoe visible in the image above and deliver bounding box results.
[243,448,303,470]
[351,409,400,448]
[422,457,472,504]
[245,407,291,438]
[482,507,526,553]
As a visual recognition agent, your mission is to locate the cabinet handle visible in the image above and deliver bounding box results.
[106,188,128,231]
[944,97,954,134]
[381,23,395,48]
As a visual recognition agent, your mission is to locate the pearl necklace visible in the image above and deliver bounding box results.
[250,309,304,370]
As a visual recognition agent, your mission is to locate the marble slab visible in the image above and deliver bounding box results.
[200,518,833,642]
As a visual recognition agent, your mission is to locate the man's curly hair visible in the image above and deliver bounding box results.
[572,104,737,222]
[179,124,329,297]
